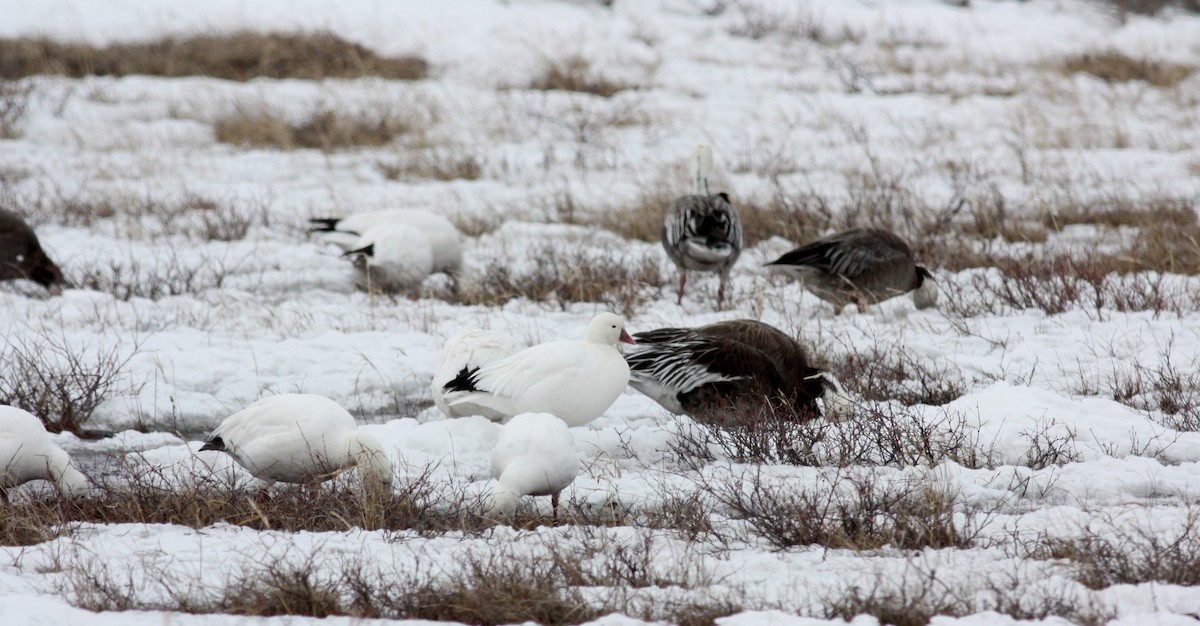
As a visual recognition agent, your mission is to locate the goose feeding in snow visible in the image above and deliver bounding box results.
[661,145,743,308]
[432,328,519,419]
[343,223,435,293]
[0,405,90,501]
[309,208,463,275]
[440,312,636,427]
[0,208,68,294]
[625,319,851,425]
[199,394,392,499]
[765,228,937,313]
[489,412,580,520]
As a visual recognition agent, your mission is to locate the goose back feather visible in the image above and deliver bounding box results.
[0,405,89,499]
[766,228,936,311]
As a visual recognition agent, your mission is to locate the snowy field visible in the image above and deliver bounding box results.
[2,0,1200,624]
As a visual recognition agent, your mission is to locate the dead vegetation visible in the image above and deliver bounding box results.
[215,104,410,151]
[0,326,138,434]
[442,245,666,317]
[706,468,976,551]
[529,55,632,98]
[376,149,484,181]
[60,528,738,625]
[1030,509,1200,589]
[1060,50,1195,88]
[0,31,428,81]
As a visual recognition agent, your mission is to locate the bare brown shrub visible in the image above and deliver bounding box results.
[0,78,33,139]
[530,55,631,97]
[704,468,975,551]
[0,327,138,434]
[62,531,739,625]
[1097,0,1200,15]
[376,150,484,181]
[75,251,242,301]
[215,105,410,151]
[1060,50,1195,88]
[1030,508,1200,589]
[669,400,988,470]
[0,32,428,81]
[445,245,666,317]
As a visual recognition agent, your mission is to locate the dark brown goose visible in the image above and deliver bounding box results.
[625,319,849,425]
[0,208,67,293]
[661,145,743,308]
[765,228,936,313]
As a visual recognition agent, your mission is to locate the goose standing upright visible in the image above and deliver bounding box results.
[489,412,580,520]
[199,394,393,499]
[661,146,743,308]
[432,328,519,419]
[0,405,90,501]
[309,209,463,275]
[343,223,435,293]
[625,320,851,425]
[0,209,68,294]
[765,228,937,313]
[440,313,635,427]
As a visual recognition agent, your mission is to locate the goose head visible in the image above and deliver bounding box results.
[912,266,938,310]
[585,312,635,346]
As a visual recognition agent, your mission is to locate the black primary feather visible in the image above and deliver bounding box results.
[199,436,226,452]
[442,366,481,393]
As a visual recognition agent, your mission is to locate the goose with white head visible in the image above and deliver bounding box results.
[440,313,635,427]
[199,394,393,500]
[0,405,90,502]
[488,412,580,520]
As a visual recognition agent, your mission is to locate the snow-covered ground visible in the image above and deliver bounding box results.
[2,0,1200,624]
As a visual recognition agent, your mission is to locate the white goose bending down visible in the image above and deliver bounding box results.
[309,209,463,275]
[343,223,435,293]
[489,412,580,520]
[440,313,635,427]
[432,328,519,419]
[0,405,90,501]
[199,394,392,499]
[766,228,937,313]
[661,145,743,308]
[625,320,851,425]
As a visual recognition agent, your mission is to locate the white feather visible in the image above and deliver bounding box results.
[444,313,632,427]
[201,394,392,495]
[0,405,90,499]
[489,413,579,516]
[350,223,435,292]
[432,328,520,418]
[317,209,463,274]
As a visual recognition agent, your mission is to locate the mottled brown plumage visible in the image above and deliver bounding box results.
[766,228,936,312]
[0,209,66,292]
[625,319,847,425]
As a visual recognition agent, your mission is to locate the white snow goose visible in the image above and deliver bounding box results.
[342,222,435,293]
[439,312,635,427]
[0,208,68,294]
[432,328,519,419]
[309,208,463,275]
[199,394,393,499]
[765,228,937,313]
[0,405,90,501]
[489,412,580,520]
[661,145,743,308]
[625,319,850,425]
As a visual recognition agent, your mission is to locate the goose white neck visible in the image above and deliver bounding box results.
[488,483,521,516]
[49,448,90,498]
[690,145,714,196]
[351,432,393,495]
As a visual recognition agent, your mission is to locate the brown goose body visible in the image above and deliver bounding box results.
[625,319,842,424]
[0,209,66,292]
[766,228,935,312]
